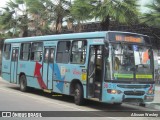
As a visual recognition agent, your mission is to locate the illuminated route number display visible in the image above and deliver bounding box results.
[115,35,143,43]
[108,32,147,44]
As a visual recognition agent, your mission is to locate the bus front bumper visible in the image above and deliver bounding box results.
[102,92,154,104]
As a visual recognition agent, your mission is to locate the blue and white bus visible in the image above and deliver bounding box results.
[2,31,155,105]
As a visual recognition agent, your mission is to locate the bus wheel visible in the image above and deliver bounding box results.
[74,84,84,105]
[20,75,27,92]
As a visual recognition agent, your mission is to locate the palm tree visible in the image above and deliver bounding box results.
[71,0,139,31]
[25,0,50,35]
[0,0,29,37]
[141,0,160,27]
[70,0,93,32]
[0,0,51,37]
[26,0,71,34]
[51,0,71,33]
[94,0,140,30]
[0,7,17,37]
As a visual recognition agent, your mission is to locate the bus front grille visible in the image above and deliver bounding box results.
[117,85,150,89]
[124,91,145,96]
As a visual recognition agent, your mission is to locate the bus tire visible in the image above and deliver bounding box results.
[20,75,27,92]
[74,83,84,105]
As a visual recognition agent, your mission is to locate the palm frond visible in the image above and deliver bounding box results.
[141,0,160,27]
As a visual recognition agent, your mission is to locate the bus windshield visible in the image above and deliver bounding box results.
[110,43,153,81]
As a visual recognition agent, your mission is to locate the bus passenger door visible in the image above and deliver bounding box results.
[87,45,103,99]
[11,47,19,83]
[43,47,55,90]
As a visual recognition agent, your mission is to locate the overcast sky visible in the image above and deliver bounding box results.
[0,0,152,13]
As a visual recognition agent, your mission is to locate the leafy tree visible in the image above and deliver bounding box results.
[141,0,160,27]
[26,0,71,34]
[95,0,139,30]
[25,0,50,35]
[71,0,139,31]
[0,0,72,37]
[51,0,71,33]
[0,0,29,37]
[70,0,93,32]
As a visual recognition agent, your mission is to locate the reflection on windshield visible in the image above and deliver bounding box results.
[111,43,153,80]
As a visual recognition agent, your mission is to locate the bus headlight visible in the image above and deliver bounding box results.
[107,89,122,94]
[147,89,154,95]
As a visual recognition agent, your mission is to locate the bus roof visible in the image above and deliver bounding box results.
[4,31,148,43]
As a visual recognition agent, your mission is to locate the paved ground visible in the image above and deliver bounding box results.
[0,77,160,120]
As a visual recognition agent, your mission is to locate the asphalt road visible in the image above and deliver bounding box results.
[0,78,159,120]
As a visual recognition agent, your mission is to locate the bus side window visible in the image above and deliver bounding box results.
[31,42,43,61]
[3,44,11,60]
[71,40,87,64]
[20,43,31,61]
[56,41,71,63]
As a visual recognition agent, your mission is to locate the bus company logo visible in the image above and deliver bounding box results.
[2,112,11,117]
[133,88,137,93]
[73,69,81,75]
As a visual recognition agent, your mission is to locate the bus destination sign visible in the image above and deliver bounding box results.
[108,32,149,44]
[115,35,143,43]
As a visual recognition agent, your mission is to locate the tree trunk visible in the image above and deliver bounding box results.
[22,30,28,37]
[19,26,28,37]
[100,15,110,31]
[78,21,82,32]
[67,19,73,30]
[22,26,28,37]
[56,15,63,34]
